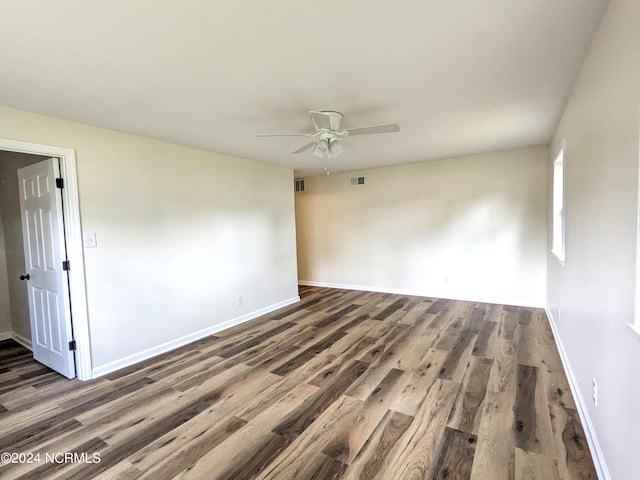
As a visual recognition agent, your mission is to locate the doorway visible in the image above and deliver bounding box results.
[0,139,91,380]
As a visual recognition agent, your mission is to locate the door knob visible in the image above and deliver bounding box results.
[20,274,30,281]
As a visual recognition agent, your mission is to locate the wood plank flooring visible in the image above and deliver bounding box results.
[0,287,597,479]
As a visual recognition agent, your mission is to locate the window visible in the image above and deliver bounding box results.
[551,147,565,262]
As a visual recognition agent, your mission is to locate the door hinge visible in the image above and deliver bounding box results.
[56,178,64,189]
[68,340,76,351]
[62,260,71,271]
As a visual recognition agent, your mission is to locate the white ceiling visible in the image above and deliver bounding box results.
[0,1,608,176]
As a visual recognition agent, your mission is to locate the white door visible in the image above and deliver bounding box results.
[18,158,76,378]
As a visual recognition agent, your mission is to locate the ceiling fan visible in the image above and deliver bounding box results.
[256,111,400,159]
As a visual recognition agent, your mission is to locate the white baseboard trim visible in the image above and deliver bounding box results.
[544,307,611,480]
[299,280,544,308]
[0,331,32,350]
[92,296,300,379]
[10,332,32,351]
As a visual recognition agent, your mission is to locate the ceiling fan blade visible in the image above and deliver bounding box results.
[292,141,316,154]
[344,123,400,136]
[255,133,309,137]
[309,111,332,131]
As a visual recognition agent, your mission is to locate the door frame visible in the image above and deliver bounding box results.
[0,137,91,380]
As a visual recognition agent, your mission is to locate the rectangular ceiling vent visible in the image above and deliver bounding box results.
[350,176,365,186]
[294,178,306,193]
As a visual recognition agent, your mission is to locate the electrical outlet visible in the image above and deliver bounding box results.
[592,378,598,406]
[236,296,243,307]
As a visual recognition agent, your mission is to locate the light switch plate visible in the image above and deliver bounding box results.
[84,232,97,248]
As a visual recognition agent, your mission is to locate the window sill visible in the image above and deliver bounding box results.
[551,250,565,266]
[627,323,640,340]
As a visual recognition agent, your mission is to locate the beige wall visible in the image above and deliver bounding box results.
[547,0,640,478]
[0,152,47,340]
[0,197,11,334]
[296,146,548,307]
[0,105,299,371]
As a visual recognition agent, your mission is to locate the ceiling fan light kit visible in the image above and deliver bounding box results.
[312,137,344,159]
[256,110,400,162]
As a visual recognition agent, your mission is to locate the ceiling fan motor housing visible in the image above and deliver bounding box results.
[315,111,343,131]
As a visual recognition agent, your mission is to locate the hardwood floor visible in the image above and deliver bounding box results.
[0,287,597,479]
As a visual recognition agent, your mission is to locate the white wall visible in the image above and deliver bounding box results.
[0,105,299,373]
[296,146,548,307]
[547,0,640,478]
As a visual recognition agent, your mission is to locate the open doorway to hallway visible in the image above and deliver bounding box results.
[0,139,91,380]
[0,151,49,346]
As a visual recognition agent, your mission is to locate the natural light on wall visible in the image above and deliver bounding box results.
[634,151,640,336]
[552,146,565,262]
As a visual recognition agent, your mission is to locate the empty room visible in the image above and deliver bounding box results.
[0,0,638,479]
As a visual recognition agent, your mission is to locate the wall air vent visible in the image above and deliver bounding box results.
[350,176,365,186]
[294,178,306,193]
